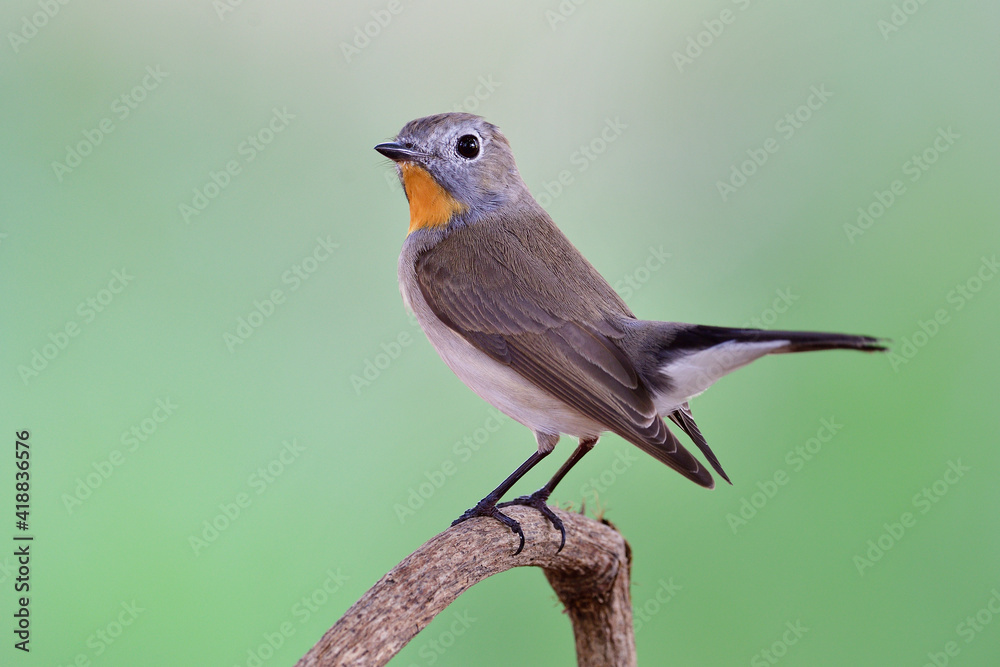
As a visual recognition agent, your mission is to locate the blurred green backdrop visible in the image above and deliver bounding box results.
[2,1,998,665]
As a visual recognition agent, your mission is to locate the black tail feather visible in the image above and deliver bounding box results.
[669,324,887,354]
[669,403,732,485]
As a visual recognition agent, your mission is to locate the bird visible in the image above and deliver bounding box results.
[375,112,885,554]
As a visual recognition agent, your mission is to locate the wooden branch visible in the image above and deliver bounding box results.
[296,505,635,667]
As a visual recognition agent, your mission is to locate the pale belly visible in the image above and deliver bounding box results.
[399,262,606,442]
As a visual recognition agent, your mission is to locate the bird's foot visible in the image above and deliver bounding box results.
[498,489,566,552]
[452,499,526,555]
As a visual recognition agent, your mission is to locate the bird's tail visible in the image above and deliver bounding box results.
[632,323,886,486]
[647,324,887,405]
[647,325,886,395]
[663,324,887,356]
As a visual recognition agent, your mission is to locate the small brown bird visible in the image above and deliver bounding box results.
[376,113,884,553]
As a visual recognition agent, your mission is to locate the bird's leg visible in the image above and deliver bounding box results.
[452,448,551,555]
[498,437,598,552]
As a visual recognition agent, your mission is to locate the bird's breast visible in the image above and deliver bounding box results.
[397,244,605,440]
[399,163,466,236]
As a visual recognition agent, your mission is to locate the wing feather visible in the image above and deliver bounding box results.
[415,220,714,487]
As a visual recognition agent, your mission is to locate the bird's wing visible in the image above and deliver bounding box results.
[668,403,731,484]
[414,220,714,488]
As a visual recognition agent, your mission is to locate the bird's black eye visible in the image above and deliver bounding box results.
[455,134,480,159]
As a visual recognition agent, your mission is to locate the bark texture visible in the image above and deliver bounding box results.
[295,506,635,666]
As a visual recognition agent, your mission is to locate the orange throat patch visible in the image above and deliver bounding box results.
[399,163,466,235]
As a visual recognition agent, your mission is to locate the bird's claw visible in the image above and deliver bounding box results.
[498,490,566,552]
[452,500,526,555]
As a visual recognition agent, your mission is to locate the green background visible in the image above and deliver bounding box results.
[2,1,998,665]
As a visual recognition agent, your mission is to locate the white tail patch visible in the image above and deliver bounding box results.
[653,340,788,415]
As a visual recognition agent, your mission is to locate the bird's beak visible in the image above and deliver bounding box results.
[374,142,426,163]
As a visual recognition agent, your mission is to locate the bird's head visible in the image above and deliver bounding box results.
[375,113,527,235]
